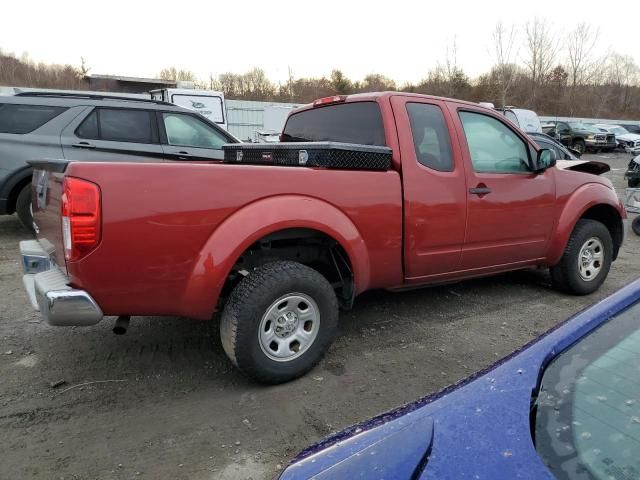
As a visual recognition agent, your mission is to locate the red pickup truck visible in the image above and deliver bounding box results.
[21,92,625,383]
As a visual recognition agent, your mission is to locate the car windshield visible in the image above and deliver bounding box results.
[534,300,640,479]
[568,122,595,131]
[612,127,629,136]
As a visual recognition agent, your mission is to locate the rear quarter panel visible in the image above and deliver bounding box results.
[64,161,403,319]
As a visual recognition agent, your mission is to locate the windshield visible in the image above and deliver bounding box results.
[612,126,630,136]
[534,301,640,479]
[568,122,595,131]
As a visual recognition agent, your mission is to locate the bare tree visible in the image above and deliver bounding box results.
[78,57,90,77]
[424,36,470,99]
[159,66,197,82]
[566,22,599,112]
[523,18,558,105]
[491,22,518,107]
[606,53,639,113]
[330,69,353,94]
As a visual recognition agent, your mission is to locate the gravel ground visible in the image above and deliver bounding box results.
[1,151,638,480]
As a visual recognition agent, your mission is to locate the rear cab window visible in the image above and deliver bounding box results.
[281,101,386,146]
[0,104,67,134]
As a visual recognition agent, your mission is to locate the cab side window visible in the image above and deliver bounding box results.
[406,103,453,172]
[459,111,530,174]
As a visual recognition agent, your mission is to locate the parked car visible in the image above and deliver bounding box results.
[621,123,640,135]
[593,124,640,154]
[478,103,543,134]
[528,132,581,160]
[497,107,543,133]
[21,92,625,384]
[279,278,640,479]
[625,154,640,187]
[0,92,239,231]
[542,121,616,154]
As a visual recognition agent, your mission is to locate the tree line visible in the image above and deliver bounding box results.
[2,19,639,119]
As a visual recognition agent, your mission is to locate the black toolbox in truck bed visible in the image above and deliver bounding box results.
[222,142,392,171]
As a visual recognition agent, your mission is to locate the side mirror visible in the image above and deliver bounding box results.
[536,149,556,172]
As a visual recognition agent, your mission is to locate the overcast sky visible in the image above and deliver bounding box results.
[1,0,638,85]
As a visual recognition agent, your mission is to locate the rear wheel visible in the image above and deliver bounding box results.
[632,217,640,236]
[220,261,339,384]
[551,219,613,295]
[628,177,640,188]
[16,184,34,234]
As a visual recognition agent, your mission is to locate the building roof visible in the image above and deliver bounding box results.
[85,74,176,86]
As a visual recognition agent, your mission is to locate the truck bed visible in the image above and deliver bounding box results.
[33,160,403,320]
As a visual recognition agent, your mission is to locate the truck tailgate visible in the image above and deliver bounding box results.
[31,160,68,274]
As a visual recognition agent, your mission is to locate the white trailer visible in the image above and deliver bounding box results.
[150,87,227,130]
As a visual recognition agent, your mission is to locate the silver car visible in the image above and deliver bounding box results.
[0,92,238,231]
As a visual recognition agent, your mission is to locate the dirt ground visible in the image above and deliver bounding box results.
[1,151,639,480]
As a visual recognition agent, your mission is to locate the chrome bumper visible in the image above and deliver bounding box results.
[20,240,103,326]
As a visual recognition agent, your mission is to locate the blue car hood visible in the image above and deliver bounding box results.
[280,279,640,480]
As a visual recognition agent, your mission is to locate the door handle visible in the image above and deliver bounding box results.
[72,142,96,149]
[173,151,192,160]
[469,185,492,195]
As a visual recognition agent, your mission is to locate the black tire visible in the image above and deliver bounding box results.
[632,217,640,236]
[550,219,613,295]
[220,261,339,384]
[16,184,34,234]
[572,139,586,155]
[628,177,640,188]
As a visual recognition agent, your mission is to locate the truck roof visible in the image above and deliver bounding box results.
[292,91,492,114]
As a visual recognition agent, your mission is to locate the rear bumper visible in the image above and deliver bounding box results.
[20,240,103,326]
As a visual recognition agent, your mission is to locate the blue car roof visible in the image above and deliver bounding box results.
[280,278,640,479]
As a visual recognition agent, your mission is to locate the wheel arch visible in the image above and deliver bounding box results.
[548,184,625,265]
[181,195,371,320]
[1,166,33,214]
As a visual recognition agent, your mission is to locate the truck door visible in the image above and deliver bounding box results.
[449,106,556,270]
[556,121,572,146]
[390,96,467,279]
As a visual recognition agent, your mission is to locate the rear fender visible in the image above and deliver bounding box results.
[181,195,370,320]
[547,183,625,265]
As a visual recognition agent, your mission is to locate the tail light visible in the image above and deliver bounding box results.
[61,177,101,261]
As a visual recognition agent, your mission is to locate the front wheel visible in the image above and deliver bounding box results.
[220,261,339,384]
[572,139,586,155]
[551,219,613,295]
[628,177,640,188]
[632,217,640,236]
